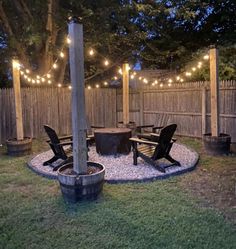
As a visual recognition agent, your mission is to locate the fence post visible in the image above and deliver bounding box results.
[12,58,24,140]
[122,62,129,125]
[68,17,87,174]
[210,47,220,136]
[139,90,144,125]
[201,86,207,135]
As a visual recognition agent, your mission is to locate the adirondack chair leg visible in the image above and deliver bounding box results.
[165,154,181,166]
[132,142,138,165]
[43,156,58,166]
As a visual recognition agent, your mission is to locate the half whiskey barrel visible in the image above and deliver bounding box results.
[6,137,32,156]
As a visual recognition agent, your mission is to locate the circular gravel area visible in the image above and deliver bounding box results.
[28,143,198,183]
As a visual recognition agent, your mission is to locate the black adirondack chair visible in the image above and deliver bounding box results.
[43,125,90,171]
[130,124,181,173]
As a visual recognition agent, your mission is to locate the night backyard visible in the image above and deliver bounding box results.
[0,1,236,249]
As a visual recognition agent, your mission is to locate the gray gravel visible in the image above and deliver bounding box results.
[28,143,199,182]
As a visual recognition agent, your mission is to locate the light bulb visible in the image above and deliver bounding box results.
[160,83,163,87]
[47,74,51,78]
[48,80,52,84]
[96,84,100,88]
[58,83,62,87]
[176,76,180,81]
[60,52,64,58]
[32,80,35,84]
[68,85,72,89]
[130,74,134,79]
[192,67,196,71]
[104,59,109,66]
[203,54,209,60]
[67,37,71,44]
[88,85,91,90]
[53,63,57,69]
[89,49,94,56]
[114,76,118,80]
[168,79,172,83]
[26,69,30,74]
[118,68,122,75]
[41,78,45,82]
[104,81,108,86]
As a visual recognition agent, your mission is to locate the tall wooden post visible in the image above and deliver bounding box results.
[122,62,129,125]
[210,47,220,137]
[12,58,24,140]
[68,17,87,174]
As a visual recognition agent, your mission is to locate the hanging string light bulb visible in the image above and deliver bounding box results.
[89,49,95,56]
[60,52,65,58]
[104,59,109,66]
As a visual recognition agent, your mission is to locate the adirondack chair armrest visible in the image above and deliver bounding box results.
[129,137,158,146]
[136,125,154,133]
[152,126,164,132]
[58,135,73,140]
[54,141,73,147]
[91,125,105,129]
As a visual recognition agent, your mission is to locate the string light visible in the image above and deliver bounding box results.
[89,49,94,56]
[26,69,30,74]
[130,74,134,79]
[96,84,100,88]
[103,81,108,86]
[53,63,58,69]
[160,83,163,87]
[168,79,173,83]
[41,78,45,82]
[203,54,209,60]
[66,37,71,44]
[68,85,72,90]
[143,78,148,84]
[32,79,35,84]
[114,76,118,80]
[180,78,184,82]
[104,59,109,66]
[87,85,91,90]
[138,76,142,80]
[58,83,62,87]
[60,52,65,58]
[192,67,196,71]
[168,83,172,87]
[176,76,180,81]
[48,80,52,84]
[118,68,122,75]
[47,74,51,78]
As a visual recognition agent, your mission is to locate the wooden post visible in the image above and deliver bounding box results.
[68,17,87,174]
[210,47,220,137]
[201,86,207,135]
[12,58,24,140]
[122,63,129,125]
[139,90,144,125]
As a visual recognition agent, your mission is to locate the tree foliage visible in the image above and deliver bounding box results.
[0,0,235,87]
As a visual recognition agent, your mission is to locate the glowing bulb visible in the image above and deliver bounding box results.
[154,80,158,84]
[26,69,30,74]
[130,74,134,79]
[185,72,192,76]
[160,83,163,87]
[168,79,173,83]
[20,71,24,75]
[152,83,155,86]
[89,49,94,56]
[198,61,202,65]
[60,52,64,58]
[192,67,196,71]
[114,76,118,80]
[58,83,62,87]
[41,78,45,82]
[47,74,51,78]
[32,80,35,84]
[133,72,137,75]
[138,76,142,80]
[53,63,57,69]
[168,83,172,87]
[24,75,27,79]
[36,80,40,84]
[36,75,40,79]
[203,54,209,60]
[176,76,180,81]
[87,85,91,90]
[68,85,72,90]
[197,64,202,69]
[27,78,31,82]
[104,59,109,66]
[143,78,148,84]
[118,68,122,75]
[104,81,108,86]
[67,37,71,44]
[96,84,100,88]
[180,78,184,82]
[48,80,52,84]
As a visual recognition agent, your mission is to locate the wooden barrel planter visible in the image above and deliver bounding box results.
[203,133,231,156]
[6,137,32,156]
[58,162,105,203]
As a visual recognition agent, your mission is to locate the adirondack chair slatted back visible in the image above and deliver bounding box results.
[44,125,67,159]
[152,124,177,160]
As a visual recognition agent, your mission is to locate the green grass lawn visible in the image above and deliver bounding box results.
[0,138,235,249]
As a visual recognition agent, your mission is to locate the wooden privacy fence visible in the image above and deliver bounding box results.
[117,80,236,143]
[0,87,117,143]
[0,80,235,144]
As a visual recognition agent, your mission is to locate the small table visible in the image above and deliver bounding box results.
[94,128,132,155]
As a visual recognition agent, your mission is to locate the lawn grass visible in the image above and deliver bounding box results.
[0,138,236,249]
